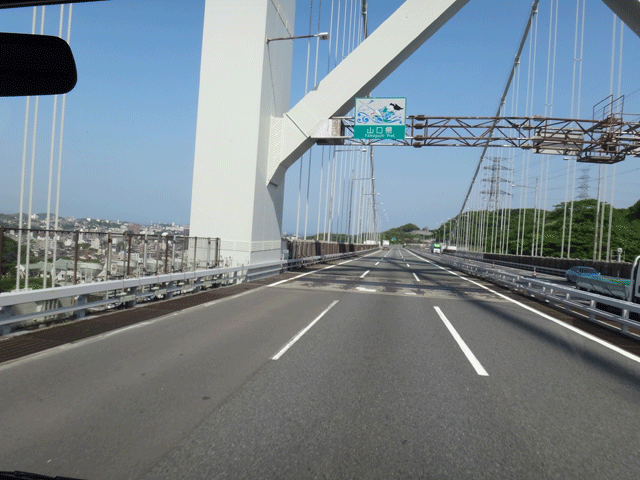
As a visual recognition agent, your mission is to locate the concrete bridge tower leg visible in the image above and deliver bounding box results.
[189,0,295,267]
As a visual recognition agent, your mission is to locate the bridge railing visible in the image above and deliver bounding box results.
[0,249,374,335]
[408,248,640,340]
[0,226,222,292]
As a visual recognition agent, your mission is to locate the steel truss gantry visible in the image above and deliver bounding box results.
[315,113,640,164]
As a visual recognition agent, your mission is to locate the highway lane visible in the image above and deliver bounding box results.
[145,246,640,479]
[2,246,640,479]
[0,282,346,479]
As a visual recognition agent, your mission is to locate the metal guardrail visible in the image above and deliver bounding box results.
[448,251,567,277]
[0,250,371,335]
[408,249,640,339]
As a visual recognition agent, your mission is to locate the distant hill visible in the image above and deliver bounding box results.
[381,223,432,244]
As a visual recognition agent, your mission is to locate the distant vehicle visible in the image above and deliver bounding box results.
[382,240,390,250]
[574,256,640,303]
[432,243,441,254]
[565,266,600,283]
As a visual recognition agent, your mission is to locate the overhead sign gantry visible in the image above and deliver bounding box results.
[314,110,640,165]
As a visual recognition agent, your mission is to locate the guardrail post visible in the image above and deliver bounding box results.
[194,275,202,292]
[125,286,138,308]
[589,300,596,322]
[166,281,174,300]
[75,294,87,319]
[106,233,112,280]
[621,309,629,334]
[73,231,79,285]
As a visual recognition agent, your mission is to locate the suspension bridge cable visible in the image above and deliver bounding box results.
[52,3,72,285]
[539,0,559,256]
[606,16,624,261]
[594,12,618,260]
[326,0,335,74]
[567,0,586,259]
[458,0,540,224]
[25,6,46,288]
[16,7,37,290]
[303,150,313,240]
[323,146,333,240]
[317,146,325,239]
[44,4,65,289]
[313,0,323,89]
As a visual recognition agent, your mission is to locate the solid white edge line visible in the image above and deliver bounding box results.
[434,306,488,376]
[405,250,640,365]
[0,284,270,371]
[0,253,376,370]
[413,272,420,282]
[360,270,370,279]
[272,300,339,360]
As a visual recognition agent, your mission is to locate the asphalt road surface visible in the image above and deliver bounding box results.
[1,246,640,479]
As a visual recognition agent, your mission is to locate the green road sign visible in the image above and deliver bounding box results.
[354,97,406,140]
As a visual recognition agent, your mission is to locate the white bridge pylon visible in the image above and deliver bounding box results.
[189,0,640,267]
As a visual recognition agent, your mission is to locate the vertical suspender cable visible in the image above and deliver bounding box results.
[313,0,322,88]
[337,150,346,238]
[606,19,623,261]
[345,148,354,239]
[304,0,323,240]
[16,8,37,290]
[457,0,539,228]
[295,159,304,238]
[328,148,337,241]
[341,0,347,61]
[601,13,619,261]
[297,0,314,240]
[44,4,64,289]
[563,0,581,258]
[529,12,539,256]
[540,0,559,256]
[53,3,72,284]
[567,0,585,259]
[25,6,46,288]
[594,13,617,261]
[334,0,341,67]
[323,147,332,240]
[303,150,313,240]
[317,146,325,239]
[326,0,335,74]
[349,0,356,54]
[598,164,607,260]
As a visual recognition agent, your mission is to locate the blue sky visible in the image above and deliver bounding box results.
[0,0,639,234]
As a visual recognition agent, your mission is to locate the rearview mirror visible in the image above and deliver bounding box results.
[0,32,77,96]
